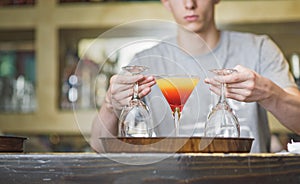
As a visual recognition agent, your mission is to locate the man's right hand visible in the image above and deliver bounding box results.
[104,74,156,114]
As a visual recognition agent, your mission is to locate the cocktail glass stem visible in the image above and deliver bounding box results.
[133,82,139,100]
[220,82,227,126]
[173,107,181,136]
[220,82,226,103]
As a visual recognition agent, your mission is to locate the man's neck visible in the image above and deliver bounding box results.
[177,27,220,56]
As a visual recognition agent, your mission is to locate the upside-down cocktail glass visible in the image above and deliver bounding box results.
[205,69,240,138]
[118,65,153,137]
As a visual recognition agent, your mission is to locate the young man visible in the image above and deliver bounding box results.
[91,0,300,153]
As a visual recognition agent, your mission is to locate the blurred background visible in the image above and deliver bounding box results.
[0,0,299,152]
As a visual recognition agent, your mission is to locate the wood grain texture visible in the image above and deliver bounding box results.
[0,153,299,184]
[101,137,254,153]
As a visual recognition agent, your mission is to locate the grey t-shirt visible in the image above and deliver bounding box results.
[130,31,296,153]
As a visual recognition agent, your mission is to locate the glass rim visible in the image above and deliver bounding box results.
[122,65,149,73]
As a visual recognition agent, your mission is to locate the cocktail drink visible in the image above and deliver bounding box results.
[155,75,200,136]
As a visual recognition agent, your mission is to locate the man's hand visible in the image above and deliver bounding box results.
[105,74,156,112]
[204,65,272,103]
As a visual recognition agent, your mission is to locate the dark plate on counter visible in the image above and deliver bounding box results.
[0,135,27,152]
[100,137,254,153]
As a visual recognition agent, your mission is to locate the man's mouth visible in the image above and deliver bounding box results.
[184,15,199,22]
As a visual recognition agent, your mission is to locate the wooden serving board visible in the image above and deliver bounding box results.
[100,137,254,153]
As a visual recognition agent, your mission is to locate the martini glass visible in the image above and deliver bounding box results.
[205,69,240,138]
[118,65,153,137]
[155,75,200,136]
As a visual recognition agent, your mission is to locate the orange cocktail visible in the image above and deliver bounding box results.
[156,75,200,136]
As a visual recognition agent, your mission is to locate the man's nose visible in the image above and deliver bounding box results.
[185,0,196,9]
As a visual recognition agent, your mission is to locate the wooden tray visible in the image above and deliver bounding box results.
[0,136,27,152]
[100,137,254,153]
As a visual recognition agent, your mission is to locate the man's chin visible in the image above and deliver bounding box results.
[182,24,204,34]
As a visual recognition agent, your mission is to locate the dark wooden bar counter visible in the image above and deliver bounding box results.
[0,153,299,184]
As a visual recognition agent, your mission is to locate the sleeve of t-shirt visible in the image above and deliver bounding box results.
[258,35,297,89]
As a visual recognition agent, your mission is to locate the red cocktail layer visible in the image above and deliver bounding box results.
[160,88,193,112]
[156,77,199,112]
